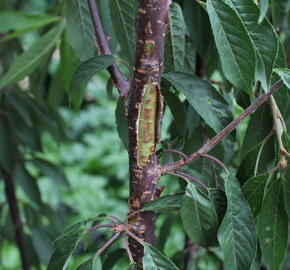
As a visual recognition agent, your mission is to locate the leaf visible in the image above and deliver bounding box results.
[143,243,180,270]
[0,21,65,90]
[207,0,256,94]
[164,3,185,72]
[66,0,96,61]
[157,214,177,252]
[128,263,141,270]
[102,248,125,270]
[0,11,60,42]
[70,55,115,94]
[163,72,232,133]
[208,188,227,224]
[77,257,102,270]
[109,0,136,64]
[242,173,269,218]
[115,98,129,149]
[142,193,184,212]
[258,0,269,23]
[257,178,288,270]
[180,184,218,247]
[226,0,278,91]
[218,174,257,270]
[33,158,69,187]
[14,165,42,206]
[274,68,290,90]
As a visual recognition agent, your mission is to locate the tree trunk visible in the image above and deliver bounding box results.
[127,0,170,265]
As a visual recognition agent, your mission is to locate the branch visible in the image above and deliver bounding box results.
[87,0,130,98]
[163,79,284,173]
[2,170,31,270]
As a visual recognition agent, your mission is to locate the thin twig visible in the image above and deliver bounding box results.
[122,234,134,263]
[87,0,130,98]
[163,79,284,173]
[108,215,126,225]
[126,210,142,222]
[167,171,208,190]
[126,230,145,246]
[200,154,228,173]
[85,224,114,233]
[159,149,188,161]
[95,232,121,258]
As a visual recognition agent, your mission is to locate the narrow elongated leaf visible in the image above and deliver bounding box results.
[115,98,129,149]
[226,0,278,91]
[66,0,96,61]
[180,184,218,247]
[218,174,257,270]
[207,0,256,94]
[109,0,136,64]
[143,243,180,270]
[257,178,288,270]
[242,173,269,217]
[0,11,59,42]
[0,21,65,90]
[274,68,290,90]
[142,193,183,212]
[163,72,232,133]
[164,3,185,72]
[70,55,115,93]
[259,0,269,23]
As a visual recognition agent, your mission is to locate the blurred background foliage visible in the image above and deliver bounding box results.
[0,0,289,269]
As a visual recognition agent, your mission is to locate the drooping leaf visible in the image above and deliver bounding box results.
[142,193,184,212]
[218,174,257,270]
[109,0,136,64]
[77,257,102,270]
[14,164,42,206]
[226,0,278,91]
[242,173,269,217]
[163,72,232,133]
[102,248,126,270]
[274,68,290,90]
[180,183,218,247]
[70,55,115,94]
[208,188,227,224]
[0,21,65,90]
[257,178,288,270]
[0,11,59,42]
[207,0,256,94]
[143,243,180,270]
[66,0,96,61]
[115,98,129,149]
[158,214,177,252]
[164,2,185,72]
[258,0,269,23]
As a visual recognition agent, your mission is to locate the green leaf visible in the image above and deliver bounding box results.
[208,188,227,224]
[70,55,115,94]
[0,11,60,42]
[142,193,183,212]
[258,0,269,23]
[207,0,256,94]
[180,184,218,247]
[109,0,136,64]
[242,173,269,218]
[77,257,102,270]
[66,0,96,61]
[163,72,232,133]
[14,165,42,206]
[257,178,288,270]
[164,3,185,72]
[128,263,141,270]
[115,98,129,149]
[0,21,65,90]
[274,68,290,90]
[102,248,125,270]
[143,243,180,270]
[218,174,257,270]
[226,0,278,91]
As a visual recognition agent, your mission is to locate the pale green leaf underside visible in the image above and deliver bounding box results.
[180,184,218,247]
[275,68,290,90]
[207,0,256,94]
[0,21,65,91]
[163,72,232,133]
[218,174,257,270]
[257,178,288,270]
[226,0,278,91]
[143,243,180,270]
[66,0,96,61]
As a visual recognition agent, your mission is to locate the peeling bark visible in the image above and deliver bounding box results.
[127,0,171,265]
